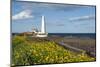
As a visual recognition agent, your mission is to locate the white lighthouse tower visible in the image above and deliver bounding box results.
[41,16,46,33]
[36,15,48,37]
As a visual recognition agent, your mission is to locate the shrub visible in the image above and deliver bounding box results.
[12,36,95,66]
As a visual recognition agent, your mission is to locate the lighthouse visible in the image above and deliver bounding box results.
[41,16,46,33]
[36,15,48,37]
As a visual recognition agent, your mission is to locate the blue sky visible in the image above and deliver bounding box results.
[12,0,96,33]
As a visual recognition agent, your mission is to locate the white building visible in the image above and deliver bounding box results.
[33,16,48,37]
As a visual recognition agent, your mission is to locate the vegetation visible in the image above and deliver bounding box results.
[63,38,96,54]
[12,36,95,66]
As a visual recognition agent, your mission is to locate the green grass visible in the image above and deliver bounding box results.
[12,36,95,66]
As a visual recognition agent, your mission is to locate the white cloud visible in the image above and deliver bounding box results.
[12,10,33,20]
[69,15,95,21]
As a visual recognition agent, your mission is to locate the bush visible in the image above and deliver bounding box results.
[12,36,95,66]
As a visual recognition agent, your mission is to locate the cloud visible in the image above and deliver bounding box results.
[69,15,95,21]
[14,1,82,12]
[12,10,33,20]
[47,22,65,27]
[56,24,65,26]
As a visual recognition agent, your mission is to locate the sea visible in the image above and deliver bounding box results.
[48,33,96,39]
[12,33,96,39]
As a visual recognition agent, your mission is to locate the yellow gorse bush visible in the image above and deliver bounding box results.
[12,36,95,66]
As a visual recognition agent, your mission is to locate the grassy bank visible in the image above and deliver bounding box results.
[63,38,96,55]
[12,36,95,66]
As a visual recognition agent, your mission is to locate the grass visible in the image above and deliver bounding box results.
[12,36,95,66]
[63,38,96,53]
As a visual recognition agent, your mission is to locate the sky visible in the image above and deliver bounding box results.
[12,0,96,33]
